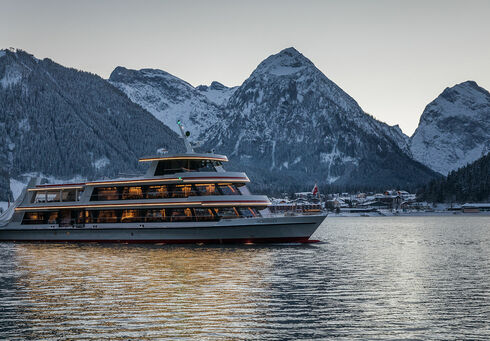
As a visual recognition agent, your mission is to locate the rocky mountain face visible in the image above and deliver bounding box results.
[201,48,436,192]
[0,49,182,200]
[109,67,231,140]
[109,47,437,192]
[196,81,238,107]
[410,81,490,175]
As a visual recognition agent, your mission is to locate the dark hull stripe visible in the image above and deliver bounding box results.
[0,236,319,244]
[0,221,319,232]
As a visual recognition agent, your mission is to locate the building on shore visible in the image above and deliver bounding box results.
[462,203,490,213]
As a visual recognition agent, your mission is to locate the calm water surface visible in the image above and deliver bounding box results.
[0,216,489,340]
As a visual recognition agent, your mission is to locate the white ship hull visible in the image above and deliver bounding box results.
[0,215,325,244]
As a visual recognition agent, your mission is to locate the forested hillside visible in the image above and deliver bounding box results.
[0,49,183,201]
[417,153,489,203]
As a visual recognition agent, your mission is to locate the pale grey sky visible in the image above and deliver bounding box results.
[2,0,489,135]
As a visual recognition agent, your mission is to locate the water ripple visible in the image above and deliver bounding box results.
[0,216,489,340]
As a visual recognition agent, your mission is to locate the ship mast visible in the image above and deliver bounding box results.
[177,120,195,154]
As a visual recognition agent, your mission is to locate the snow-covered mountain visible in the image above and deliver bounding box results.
[109,67,226,140]
[0,49,182,200]
[203,47,435,191]
[410,81,490,175]
[109,47,435,191]
[0,47,441,199]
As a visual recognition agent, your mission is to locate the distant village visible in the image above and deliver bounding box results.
[269,190,490,216]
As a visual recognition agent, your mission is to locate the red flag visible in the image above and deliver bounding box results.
[312,184,318,196]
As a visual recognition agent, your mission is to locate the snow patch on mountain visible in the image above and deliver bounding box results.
[196,81,237,107]
[0,64,23,89]
[410,81,490,175]
[92,157,110,170]
[320,151,358,165]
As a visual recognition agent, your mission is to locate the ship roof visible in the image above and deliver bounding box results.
[138,153,228,162]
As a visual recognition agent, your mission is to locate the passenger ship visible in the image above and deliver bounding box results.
[0,122,325,244]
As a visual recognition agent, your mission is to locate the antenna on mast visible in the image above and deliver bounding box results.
[177,120,194,153]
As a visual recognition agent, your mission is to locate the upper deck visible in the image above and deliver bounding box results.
[18,152,256,210]
[138,153,228,163]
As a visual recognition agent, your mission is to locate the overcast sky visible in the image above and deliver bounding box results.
[2,0,489,135]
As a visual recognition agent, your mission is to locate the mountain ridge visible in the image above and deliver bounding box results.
[6,47,485,198]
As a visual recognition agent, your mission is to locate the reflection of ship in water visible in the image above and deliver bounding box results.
[0,121,325,244]
[7,243,275,339]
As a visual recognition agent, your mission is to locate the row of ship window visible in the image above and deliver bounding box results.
[21,207,260,225]
[31,183,242,203]
[91,183,241,201]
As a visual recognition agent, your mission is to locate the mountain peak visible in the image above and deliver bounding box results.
[438,80,489,106]
[210,81,227,90]
[109,66,194,89]
[252,47,314,77]
[278,46,302,56]
[410,81,490,175]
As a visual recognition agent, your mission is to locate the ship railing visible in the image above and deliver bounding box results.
[22,215,260,227]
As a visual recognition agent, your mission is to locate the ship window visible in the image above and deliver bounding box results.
[84,210,93,224]
[154,160,187,175]
[32,189,83,203]
[173,184,196,198]
[22,212,44,224]
[145,209,168,222]
[32,191,47,203]
[48,211,60,224]
[213,207,240,219]
[239,207,258,218]
[92,187,119,201]
[121,186,144,200]
[218,183,239,195]
[121,209,143,223]
[22,211,59,224]
[154,159,221,176]
[58,210,74,226]
[46,191,61,202]
[168,208,194,222]
[75,210,85,224]
[194,208,216,221]
[97,210,118,223]
[194,184,218,196]
[147,185,168,199]
[61,190,76,202]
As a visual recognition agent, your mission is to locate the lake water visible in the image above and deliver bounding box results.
[0,216,489,340]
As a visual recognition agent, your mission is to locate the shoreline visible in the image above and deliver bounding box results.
[326,211,490,217]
